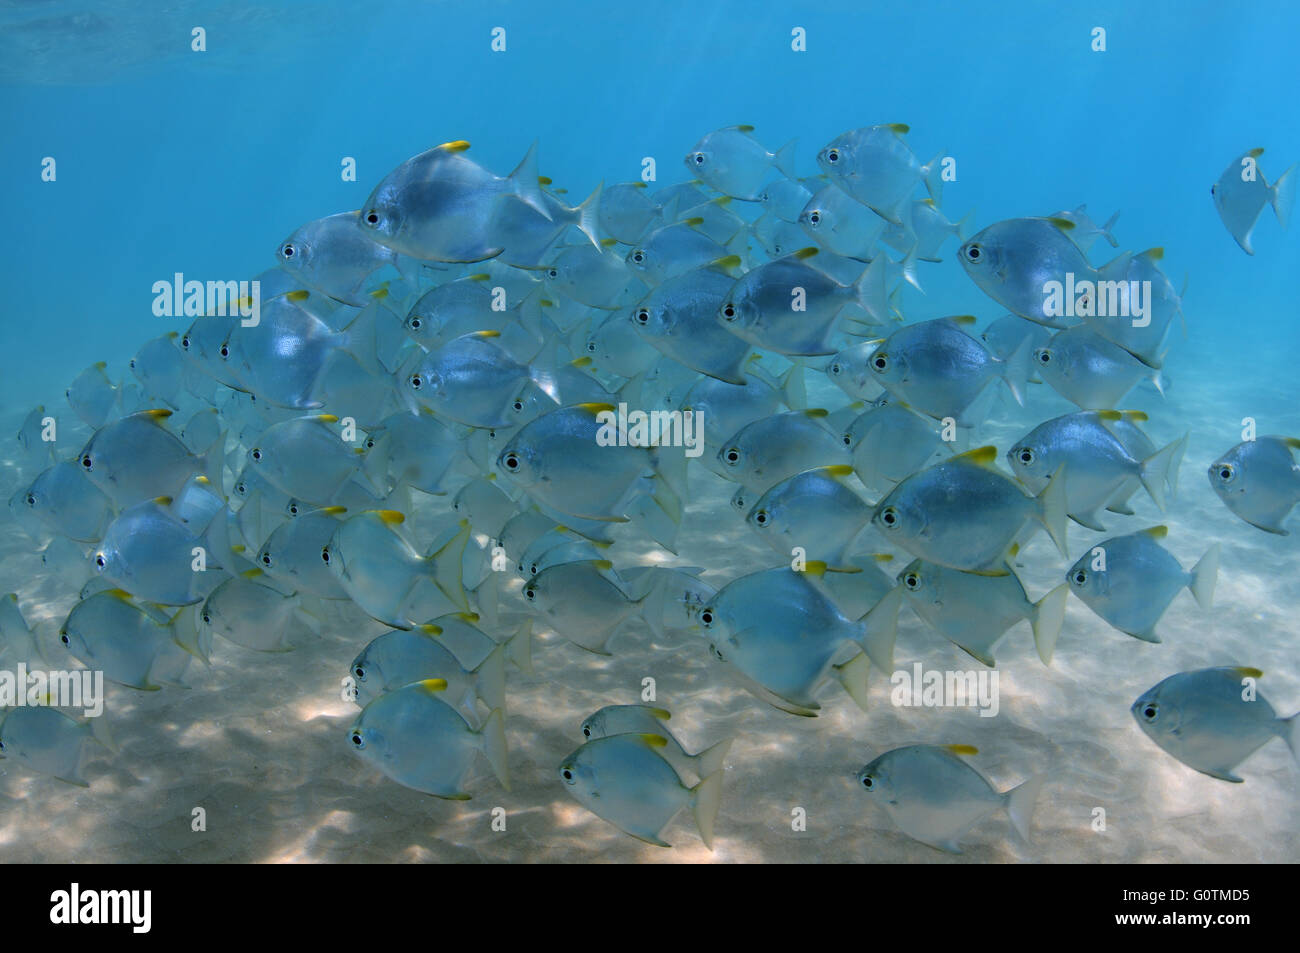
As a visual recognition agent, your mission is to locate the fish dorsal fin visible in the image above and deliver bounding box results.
[793,247,819,260]
[376,509,405,525]
[870,553,893,563]
[943,744,979,756]
[455,611,480,623]
[473,329,501,339]
[1095,410,1122,421]
[1047,217,1075,231]
[1121,410,1148,422]
[317,413,339,423]
[803,408,829,418]
[419,623,443,636]
[953,446,999,467]
[947,314,978,326]
[639,733,669,748]
[467,273,491,282]
[822,464,854,478]
[537,175,552,186]
[710,254,742,273]
[144,408,173,421]
[592,559,614,571]
[369,286,389,299]
[800,560,828,578]
[231,544,246,554]
[735,124,755,133]
[418,677,449,693]
[106,588,134,602]
[1282,437,1300,450]
[631,181,647,189]
[600,237,618,247]
[1247,147,1265,158]
[438,140,471,153]
[194,475,210,485]
[648,707,672,720]
[321,506,347,515]
[153,495,173,505]
[1007,542,1020,558]
[576,402,616,416]
[1140,525,1168,539]
[571,355,593,368]
[1143,247,1165,261]
[286,289,310,301]
[682,216,705,227]
[1233,666,1264,679]
[887,123,910,134]
[241,567,264,579]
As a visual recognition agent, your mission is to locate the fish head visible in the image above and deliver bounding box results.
[1007,440,1049,485]
[872,484,926,545]
[816,138,853,181]
[624,244,650,274]
[717,282,759,335]
[1131,684,1182,745]
[1066,553,1109,600]
[558,751,595,795]
[683,147,713,179]
[496,435,540,486]
[347,719,388,763]
[855,753,895,802]
[358,181,405,248]
[1207,451,1245,503]
[729,485,751,513]
[865,341,905,387]
[896,560,936,605]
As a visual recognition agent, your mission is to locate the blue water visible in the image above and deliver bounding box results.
[1,1,1297,862]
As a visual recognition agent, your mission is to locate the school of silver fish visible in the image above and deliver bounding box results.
[2,125,1296,855]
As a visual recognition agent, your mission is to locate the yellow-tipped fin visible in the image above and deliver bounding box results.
[1248,147,1265,158]
[823,464,854,478]
[438,140,471,152]
[538,175,552,185]
[736,124,755,132]
[241,567,264,579]
[600,237,618,247]
[943,744,979,756]
[144,408,174,420]
[1140,525,1169,539]
[455,611,481,623]
[576,402,617,416]
[953,446,999,467]
[286,289,310,301]
[887,123,911,134]
[794,247,820,260]
[1047,217,1075,231]
[801,560,828,578]
[153,495,173,505]
[418,677,449,692]
[419,623,443,635]
[648,707,672,721]
[1234,666,1264,678]
[803,408,829,418]
[376,510,406,525]
[473,329,501,338]
[317,413,339,423]
[683,216,705,227]
[1143,247,1165,260]
[949,314,977,325]
[321,506,347,515]
[639,733,669,748]
[1096,410,1123,421]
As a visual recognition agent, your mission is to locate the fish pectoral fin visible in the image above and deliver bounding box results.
[1068,509,1108,532]
[1199,768,1245,784]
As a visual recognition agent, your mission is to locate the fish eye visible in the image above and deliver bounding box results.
[860,774,874,790]
[219,344,230,359]
[879,506,900,528]
[524,586,536,601]
[547,268,558,279]
[364,210,379,225]
[409,374,422,389]
[1216,463,1235,483]
[963,243,982,263]
[409,317,422,330]
[351,732,366,748]
[560,766,576,783]
[1035,349,1052,365]
[903,572,920,590]
[60,632,70,645]
[826,149,840,163]
[842,433,853,447]
[503,452,520,471]
[700,609,714,627]
[709,643,724,661]
[364,438,374,450]
[529,563,539,576]
[181,336,191,350]
[1071,569,1088,586]
[287,502,299,515]
[235,481,247,495]
[512,399,524,412]
[488,430,497,439]
[25,493,35,507]
[280,243,295,259]
[723,448,740,465]
[829,362,841,375]
[81,454,93,471]
[721,304,736,321]
[634,309,650,325]
[94,554,106,570]
[1018,448,1035,466]
[354,666,365,680]
[202,612,211,625]
[632,250,645,263]
[128,359,136,368]
[582,726,591,738]
[808,210,821,226]
[692,153,705,165]
[250,448,262,462]
[321,547,331,564]
[753,510,769,526]
[260,553,273,567]
[1141,703,1159,722]
[871,354,888,371]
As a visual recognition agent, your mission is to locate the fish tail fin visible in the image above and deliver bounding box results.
[472,642,508,714]
[1003,774,1044,842]
[855,586,902,672]
[773,139,799,179]
[426,520,471,611]
[1150,366,1167,398]
[478,708,510,791]
[850,255,890,324]
[689,770,723,850]
[898,244,923,294]
[508,140,552,220]
[470,567,501,631]
[1030,584,1068,665]
[999,332,1034,407]
[1100,209,1122,247]
[780,361,807,410]
[1270,162,1298,229]
[922,151,945,205]
[574,180,604,249]
[1189,543,1220,609]
[506,618,535,675]
[832,650,872,712]
[1280,712,1300,765]
[693,737,734,779]
[1166,431,1190,497]
[1036,464,1070,558]
[1138,437,1183,512]
[90,712,119,754]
